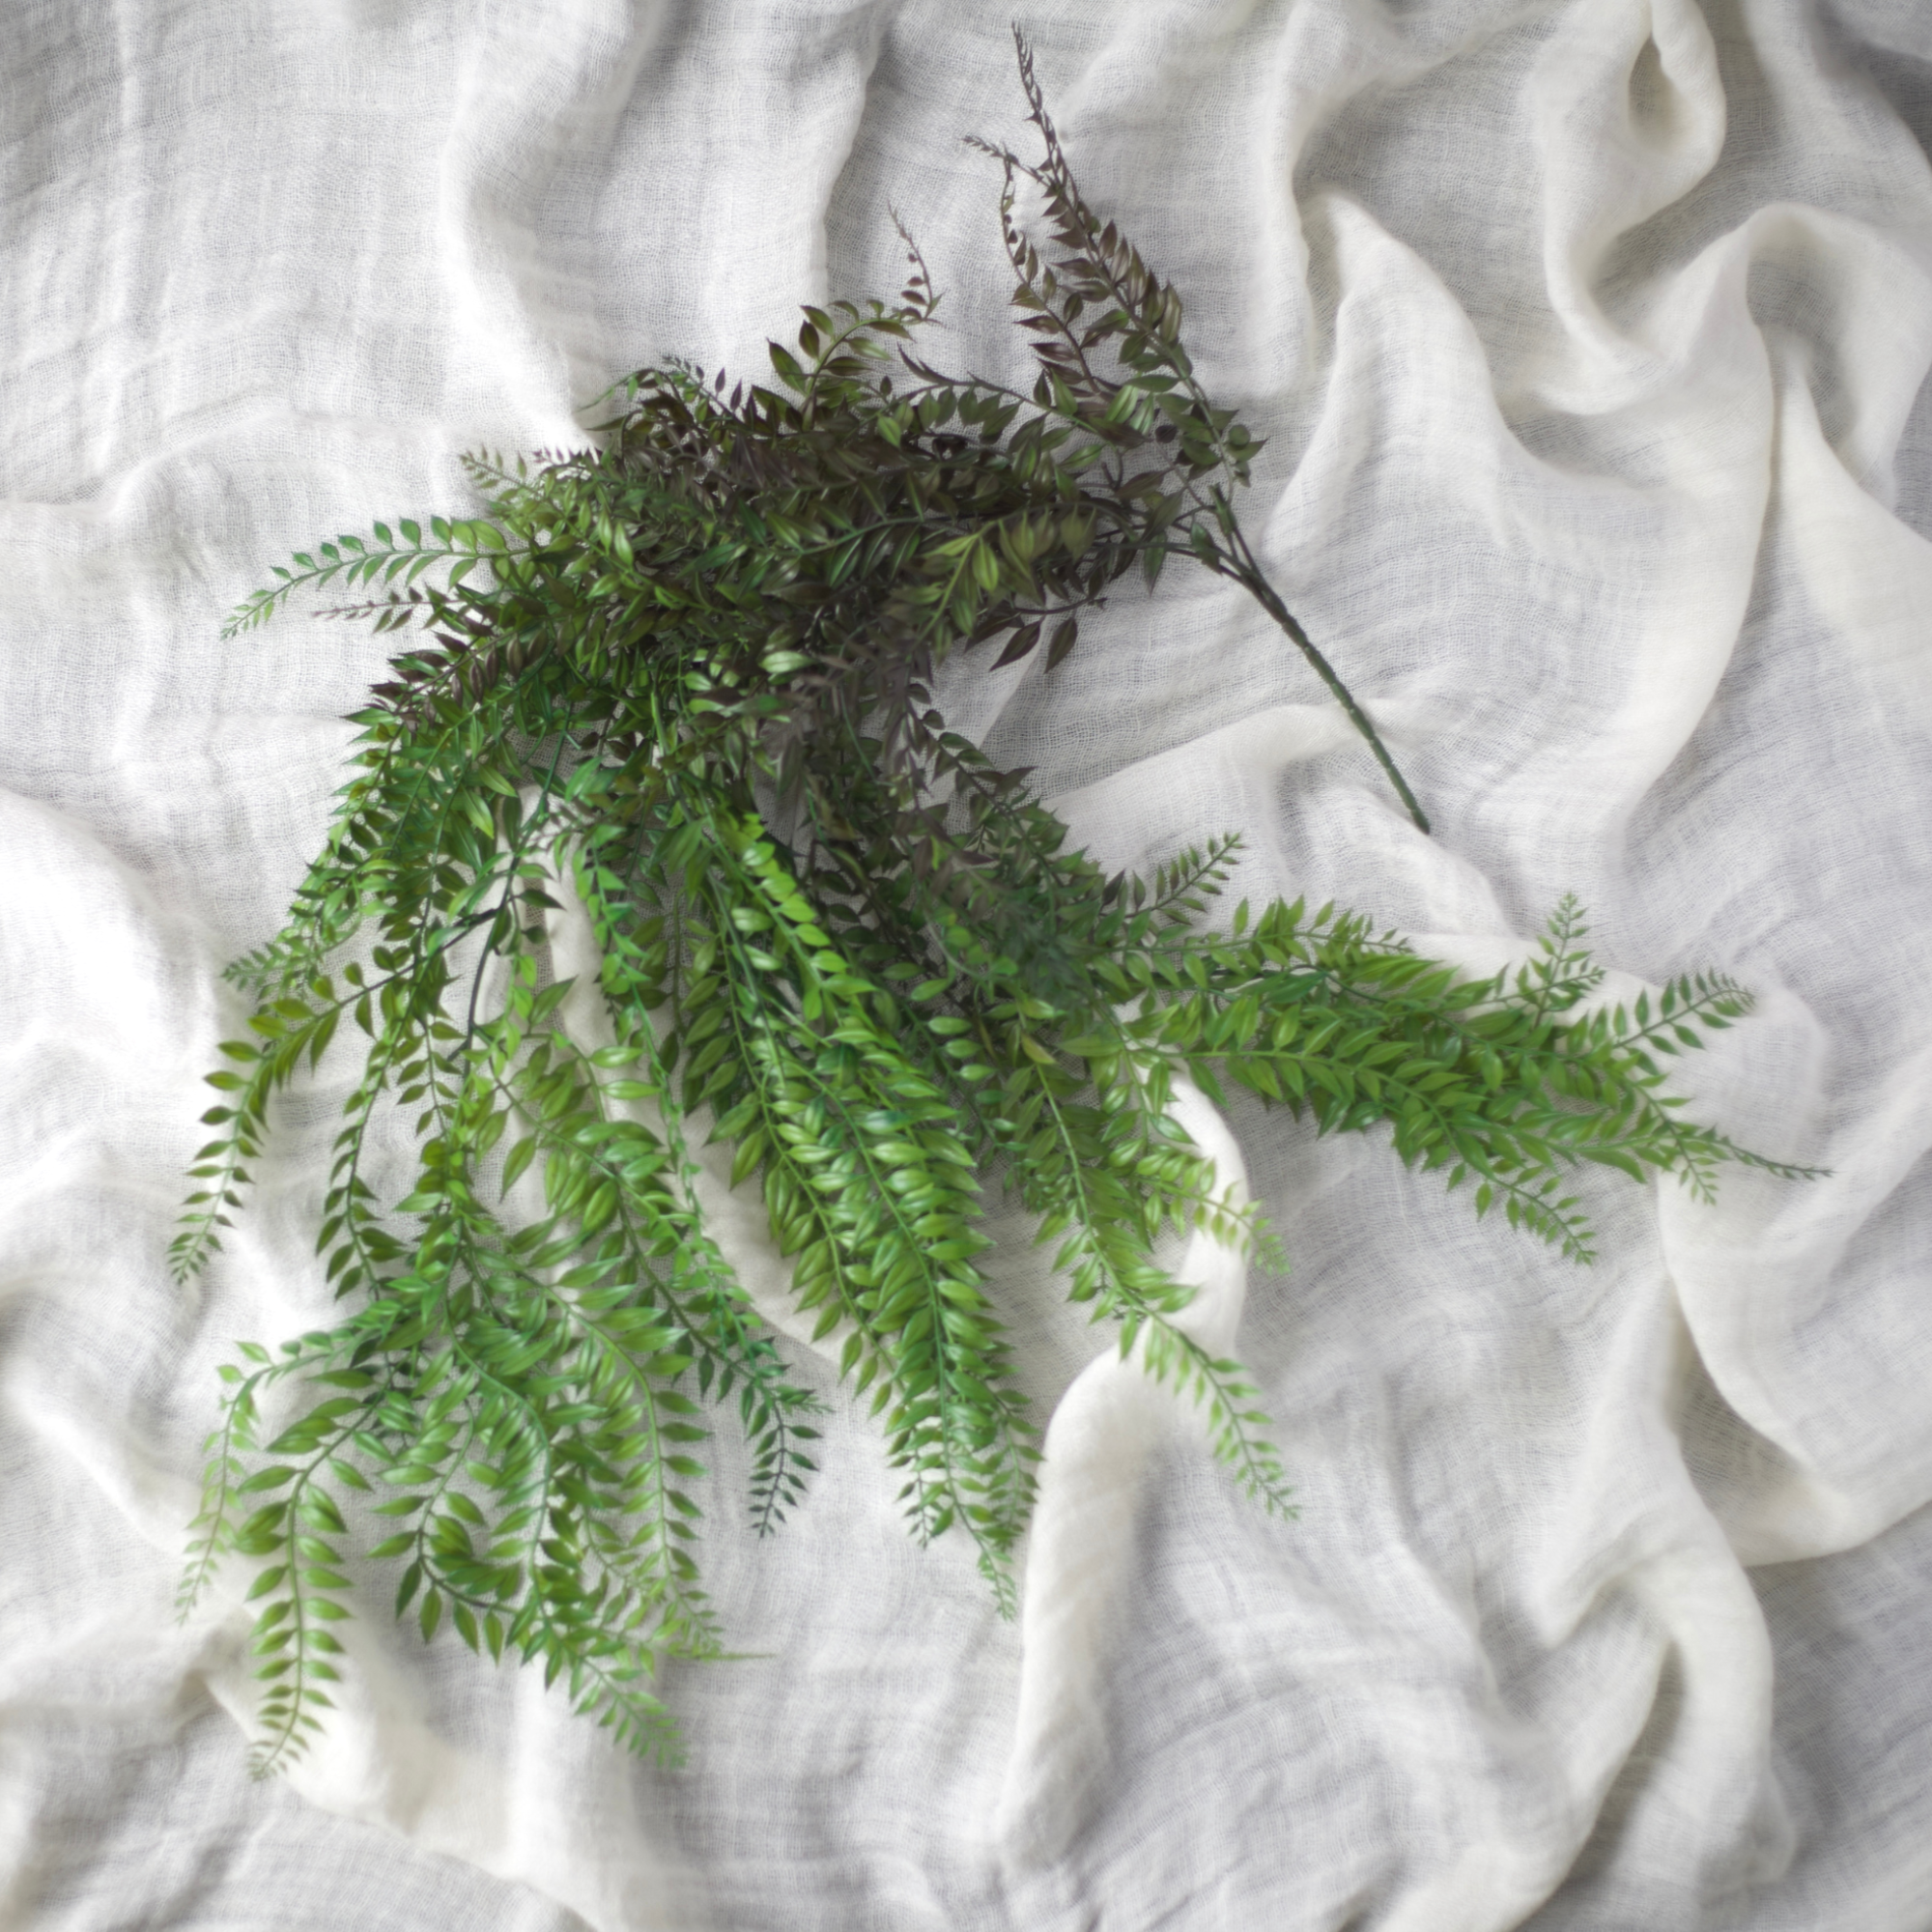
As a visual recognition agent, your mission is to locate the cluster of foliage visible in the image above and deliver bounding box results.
[172,37,1809,1776]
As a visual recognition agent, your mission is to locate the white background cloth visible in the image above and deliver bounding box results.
[4,2,1931,1926]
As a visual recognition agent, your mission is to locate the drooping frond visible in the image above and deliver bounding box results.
[175,34,1814,1774]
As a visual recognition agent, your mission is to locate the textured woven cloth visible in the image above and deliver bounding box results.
[4,3,1931,1926]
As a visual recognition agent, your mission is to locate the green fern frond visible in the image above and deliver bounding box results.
[175,31,1815,1774]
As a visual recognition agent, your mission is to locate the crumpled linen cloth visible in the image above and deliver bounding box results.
[4,1,1931,1926]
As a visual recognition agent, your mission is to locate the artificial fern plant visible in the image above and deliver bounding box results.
[174,35,1811,1776]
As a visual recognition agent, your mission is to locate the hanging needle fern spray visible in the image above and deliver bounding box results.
[173,35,1815,1775]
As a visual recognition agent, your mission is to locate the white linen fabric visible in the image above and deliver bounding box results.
[4,1,1931,1926]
